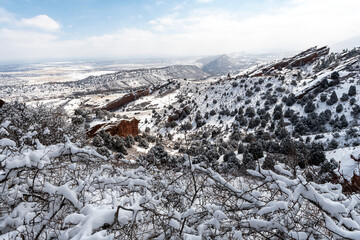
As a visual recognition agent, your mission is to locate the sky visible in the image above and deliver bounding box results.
[0,0,359,62]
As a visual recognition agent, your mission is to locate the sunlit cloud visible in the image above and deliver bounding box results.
[18,15,61,32]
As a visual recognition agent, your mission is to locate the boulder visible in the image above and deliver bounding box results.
[88,118,139,138]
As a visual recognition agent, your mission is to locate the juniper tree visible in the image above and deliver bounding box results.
[326,91,338,106]
[349,85,357,96]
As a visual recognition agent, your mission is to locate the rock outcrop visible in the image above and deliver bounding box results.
[243,46,329,77]
[88,118,140,138]
[103,89,150,112]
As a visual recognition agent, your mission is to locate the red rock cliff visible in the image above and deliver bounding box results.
[88,118,140,138]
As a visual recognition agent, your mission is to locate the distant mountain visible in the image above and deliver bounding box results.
[79,65,209,88]
[201,55,240,75]
[0,65,210,100]
[196,55,222,66]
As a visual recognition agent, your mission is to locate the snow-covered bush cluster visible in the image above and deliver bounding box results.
[0,102,85,147]
[2,101,360,239]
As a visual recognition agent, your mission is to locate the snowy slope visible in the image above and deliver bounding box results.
[0,65,209,102]
[138,46,360,173]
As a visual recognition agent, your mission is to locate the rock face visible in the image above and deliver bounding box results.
[103,79,179,112]
[244,46,329,77]
[88,118,140,138]
[103,89,150,111]
[0,99,4,108]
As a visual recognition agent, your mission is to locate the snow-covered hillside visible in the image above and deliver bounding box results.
[0,65,209,102]
[141,46,360,178]
[3,46,360,239]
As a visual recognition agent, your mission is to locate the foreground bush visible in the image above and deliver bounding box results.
[1,102,360,239]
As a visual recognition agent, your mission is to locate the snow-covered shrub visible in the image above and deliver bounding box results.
[350,97,356,105]
[319,109,332,124]
[275,126,290,140]
[248,141,264,160]
[125,135,135,148]
[352,104,360,119]
[320,93,327,102]
[284,108,294,118]
[71,115,85,125]
[308,142,326,166]
[209,109,217,116]
[237,143,245,154]
[93,134,105,147]
[0,102,85,147]
[138,137,149,149]
[111,135,128,154]
[245,106,256,118]
[248,117,261,128]
[286,93,296,106]
[260,112,271,121]
[326,91,338,106]
[331,71,340,79]
[318,158,339,183]
[349,85,357,96]
[340,93,349,101]
[142,144,170,166]
[0,127,107,239]
[180,122,192,131]
[304,101,316,113]
[256,108,266,116]
[331,114,349,129]
[336,103,343,113]
[96,131,128,154]
[327,139,339,150]
[273,104,283,120]
[221,152,241,173]
[273,110,283,121]
[245,89,253,97]
[74,107,88,116]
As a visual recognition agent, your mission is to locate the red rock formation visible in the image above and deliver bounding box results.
[332,174,360,193]
[102,80,176,112]
[88,118,140,138]
[239,46,329,78]
[106,118,140,137]
[103,88,150,111]
[87,123,106,138]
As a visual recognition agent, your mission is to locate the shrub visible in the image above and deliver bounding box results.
[304,101,316,113]
[336,103,343,113]
[349,85,357,96]
[245,107,256,118]
[340,93,349,101]
[248,141,264,160]
[326,91,338,106]
[320,93,327,102]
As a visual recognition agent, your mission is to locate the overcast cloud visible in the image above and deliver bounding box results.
[0,0,359,62]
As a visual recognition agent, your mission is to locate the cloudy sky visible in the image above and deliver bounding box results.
[0,0,359,62]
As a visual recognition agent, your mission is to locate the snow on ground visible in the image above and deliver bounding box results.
[326,146,360,180]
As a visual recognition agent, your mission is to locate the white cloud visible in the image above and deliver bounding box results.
[1,0,360,61]
[19,15,60,32]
